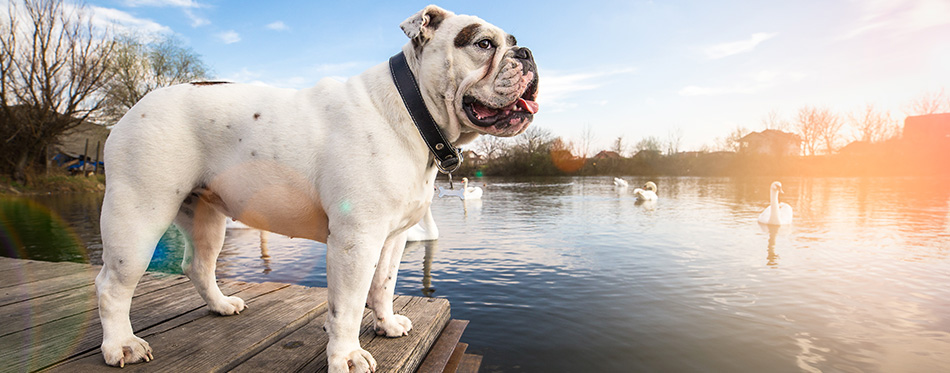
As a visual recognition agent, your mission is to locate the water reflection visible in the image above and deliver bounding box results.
[3,176,950,372]
[405,239,439,297]
[765,224,780,266]
[259,231,271,274]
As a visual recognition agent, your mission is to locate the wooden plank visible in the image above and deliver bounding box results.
[302,296,451,373]
[0,273,189,336]
[0,275,192,372]
[241,295,450,373]
[456,354,482,373]
[1,258,463,373]
[4,276,257,372]
[416,319,469,373]
[367,297,451,373]
[0,268,97,307]
[443,343,468,373]
[43,281,287,372]
[227,305,333,373]
[0,258,94,289]
[0,256,32,271]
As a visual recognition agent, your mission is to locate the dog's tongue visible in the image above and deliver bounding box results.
[517,97,540,114]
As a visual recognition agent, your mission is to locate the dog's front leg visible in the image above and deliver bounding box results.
[325,231,384,373]
[367,232,413,337]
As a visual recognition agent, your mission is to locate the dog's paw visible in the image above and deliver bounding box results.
[210,295,246,316]
[101,335,153,367]
[374,314,413,337]
[329,348,377,373]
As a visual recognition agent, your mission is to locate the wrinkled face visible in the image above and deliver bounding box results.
[401,6,539,138]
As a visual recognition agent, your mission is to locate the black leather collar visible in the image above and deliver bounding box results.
[389,52,462,174]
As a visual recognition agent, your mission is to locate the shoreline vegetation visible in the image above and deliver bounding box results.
[0,173,105,196]
[4,140,947,197]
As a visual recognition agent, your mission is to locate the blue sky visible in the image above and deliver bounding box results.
[82,0,950,152]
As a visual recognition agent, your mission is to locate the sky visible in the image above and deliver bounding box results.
[75,0,950,152]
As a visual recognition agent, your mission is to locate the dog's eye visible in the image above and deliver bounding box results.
[475,39,494,49]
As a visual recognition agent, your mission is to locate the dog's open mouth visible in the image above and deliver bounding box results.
[463,78,539,132]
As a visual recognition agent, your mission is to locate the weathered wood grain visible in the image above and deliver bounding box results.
[443,342,468,373]
[456,354,483,373]
[0,258,93,289]
[0,258,467,373]
[416,319,468,373]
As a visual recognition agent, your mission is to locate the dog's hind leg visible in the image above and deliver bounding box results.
[367,232,413,337]
[96,185,181,367]
[174,191,245,315]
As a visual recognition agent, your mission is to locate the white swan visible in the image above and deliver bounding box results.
[406,207,439,241]
[633,181,658,201]
[613,177,629,188]
[462,177,483,200]
[758,181,793,225]
[439,177,482,200]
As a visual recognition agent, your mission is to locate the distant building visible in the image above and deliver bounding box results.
[55,120,110,159]
[903,113,950,144]
[593,150,621,159]
[739,129,801,156]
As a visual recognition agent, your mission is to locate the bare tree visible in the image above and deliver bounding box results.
[796,106,841,155]
[665,127,683,156]
[817,108,843,155]
[611,135,626,157]
[471,134,509,160]
[102,33,209,123]
[634,136,662,153]
[716,125,748,152]
[905,88,950,115]
[762,109,788,131]
[0,0,116,182]
[576,123,595,158]
[850,103,896,143]
[517,126,555,157]
[795,106,821,156]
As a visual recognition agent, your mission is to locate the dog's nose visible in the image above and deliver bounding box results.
[513,47,533,61]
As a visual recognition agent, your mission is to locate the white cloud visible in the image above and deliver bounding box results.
[123,0,200,8]
[184,9,209,27]
[89,6,171,34]
[266,21,289,31]
[217,30,241,44]
[679,70,805,96]
[679,85,753,96]
[704,32,777,59]
[841,0,950,39]
[537,67,637,113]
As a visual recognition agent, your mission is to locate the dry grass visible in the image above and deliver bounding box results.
[0,172,105,195]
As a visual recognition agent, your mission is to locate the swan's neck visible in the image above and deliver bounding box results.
[769,190,781,222]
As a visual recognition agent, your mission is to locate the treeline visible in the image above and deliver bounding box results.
[454,110,950,178]
[0,0,208,184]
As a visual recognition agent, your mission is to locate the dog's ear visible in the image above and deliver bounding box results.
[400,5,453,48]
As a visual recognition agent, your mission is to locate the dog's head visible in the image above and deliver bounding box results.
[400,5,539,140]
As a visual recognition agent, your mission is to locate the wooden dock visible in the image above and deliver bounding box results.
[0,257,481,372]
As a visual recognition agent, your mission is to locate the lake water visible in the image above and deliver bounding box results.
[2,176,949,372]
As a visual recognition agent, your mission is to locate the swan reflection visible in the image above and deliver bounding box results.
[765,224,780,266]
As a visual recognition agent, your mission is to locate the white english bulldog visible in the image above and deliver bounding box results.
[95,5,538,372]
